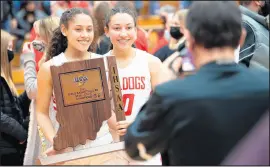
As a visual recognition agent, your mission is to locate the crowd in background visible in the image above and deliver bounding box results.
[1,1,192,54]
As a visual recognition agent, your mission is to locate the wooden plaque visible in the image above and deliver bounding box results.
[50,58,111,151]
[38,57,126,165]
[107,56,126,141]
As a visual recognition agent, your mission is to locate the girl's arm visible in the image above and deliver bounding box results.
[22,42,40,100]
[23,52,38,99]
[35,61,56,144]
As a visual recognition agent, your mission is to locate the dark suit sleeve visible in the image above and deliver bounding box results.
[124,92,175,161]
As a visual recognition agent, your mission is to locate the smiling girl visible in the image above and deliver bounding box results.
[35,8,121,165]
[103,6,164,165]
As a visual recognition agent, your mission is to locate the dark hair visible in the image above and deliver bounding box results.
[186,1,242,49]
[46,8,98,61]
[114,2,138,16]
[94,2,111,37]
[105,6,137,50]
[105,6,137,28]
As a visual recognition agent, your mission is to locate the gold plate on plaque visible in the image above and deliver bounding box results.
[59,68,105,106]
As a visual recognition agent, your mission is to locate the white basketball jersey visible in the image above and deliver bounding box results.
[104,49,161,165]
[104,49,152,122]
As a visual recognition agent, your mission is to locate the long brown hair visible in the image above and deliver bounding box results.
[1,30,18,96]
[46,8,99,61]
[94,2,111,37]
[38,16,60,44]
[34,16,60,66]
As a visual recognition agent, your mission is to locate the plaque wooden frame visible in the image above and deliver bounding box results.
[38,56,126,165]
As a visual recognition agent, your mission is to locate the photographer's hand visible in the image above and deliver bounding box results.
[22,42,35,54]
[162,52,183,79]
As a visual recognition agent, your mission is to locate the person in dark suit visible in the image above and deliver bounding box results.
[124,1,269,166]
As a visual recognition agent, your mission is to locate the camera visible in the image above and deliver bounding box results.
[168,40,195,75]
[32,40,45,52]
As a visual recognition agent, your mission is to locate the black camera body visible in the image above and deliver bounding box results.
[168,39,195,75]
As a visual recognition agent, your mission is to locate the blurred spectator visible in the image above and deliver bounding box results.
[158,5,176,23]
[238,1,269,69]
[149,1,160,15]
[13,1,23,12]
[159,5,177,41]
[11,2,47,52]
[151,5,176,54]
[41,1,51,16]
[0,29,31,166]
[181,1,193,9]
[50,1,69,17]
[16,2,47,35]
[68,1,92,13]
[89,1,94,7]
[134,1,143,15]
[94,1,115,8]
[154,10,188,62]
[110,1,118,7]
[1,1,16,31]
[94,2,112,55]
[69,1,88,8]
[135,1,160,15]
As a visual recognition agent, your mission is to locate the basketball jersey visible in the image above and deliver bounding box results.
[104,49,162,165]
[104,49,152,122]
[38,52,113,155]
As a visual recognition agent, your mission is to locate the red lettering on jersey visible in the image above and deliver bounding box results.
[135,77,141,89]
[123,77,129,90]
[141,77,145,89]
[121,76,146,90]
[129,77,135,90]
